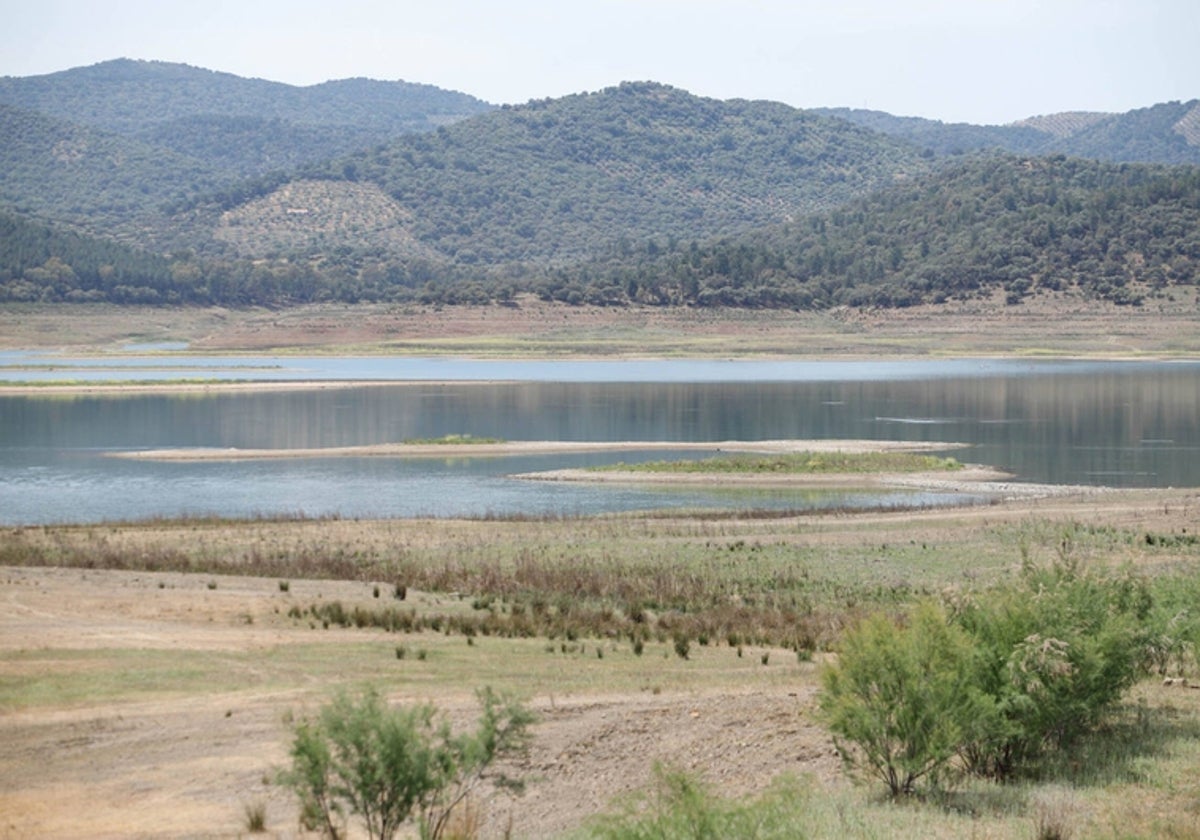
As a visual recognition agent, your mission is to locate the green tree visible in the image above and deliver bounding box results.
[279,686,533,840]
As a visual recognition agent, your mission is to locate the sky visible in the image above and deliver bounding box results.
[1,0,1196,125]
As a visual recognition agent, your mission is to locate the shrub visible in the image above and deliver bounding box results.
[278,686,532,840]
[819,602,983,796]
[949,560,1145,779]
[242,798,268,833]
[584,764,810,839]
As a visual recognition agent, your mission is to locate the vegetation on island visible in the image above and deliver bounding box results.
[401,434,505,446]
[592,451,963,475]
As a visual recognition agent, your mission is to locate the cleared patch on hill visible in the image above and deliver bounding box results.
[213,179,435,259]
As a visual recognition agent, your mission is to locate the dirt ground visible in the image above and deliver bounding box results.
[1,291,1198,358]
[0,565,838,839]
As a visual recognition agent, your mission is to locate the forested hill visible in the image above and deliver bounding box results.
[272,81,932,264]
[6,155,1198,308]
[0,59,494,178]
[0,211,173,303]
[545,156,1200,308]
[0,103,225,230]
[814,100,1200,165]
[1,60,1198,310]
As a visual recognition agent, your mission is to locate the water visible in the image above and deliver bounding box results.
[1,357,1197,524]
[0,352,1124,384]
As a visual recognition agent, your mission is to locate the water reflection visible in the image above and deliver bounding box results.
[0,360,1197,523]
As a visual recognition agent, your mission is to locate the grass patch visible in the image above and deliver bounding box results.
[590,451,963,475]
[401,433,505,445]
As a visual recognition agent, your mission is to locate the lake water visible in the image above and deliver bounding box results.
[1,356,1197,524]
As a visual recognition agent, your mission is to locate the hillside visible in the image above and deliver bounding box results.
[811,107,1051,156]
[0,59,494,179]
[548,155,1200,308]
[1056,100,1200,164]
[245,81,932,265]
[0,103,225,237]
[0,211,175,303]
[816,101,1200,165]
[9,154,1198,310]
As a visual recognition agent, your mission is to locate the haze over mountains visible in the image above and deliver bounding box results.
[1,59,1197,308]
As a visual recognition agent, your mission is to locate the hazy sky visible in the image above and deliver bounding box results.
[2,0,1196,124]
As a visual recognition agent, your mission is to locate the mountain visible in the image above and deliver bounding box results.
[813,101,1200,165]
[0,59,494,178]
[220,81,931,265]
[552,155,1200,308]
[1049,100,1200,165]
[0,60,1197,309]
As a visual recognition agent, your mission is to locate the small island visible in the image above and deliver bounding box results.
[589,450,965,475]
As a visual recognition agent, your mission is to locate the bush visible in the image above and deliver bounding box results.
[278,686,532,840]
[949,560,1145,779]
[242,798,268,832]
[819,602,983,796]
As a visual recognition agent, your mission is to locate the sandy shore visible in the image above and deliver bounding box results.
[512,464,1106,501]
[109,438,966,462]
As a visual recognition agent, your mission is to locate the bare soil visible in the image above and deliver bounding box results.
[2,292,1198,358]
[0,566,837,839]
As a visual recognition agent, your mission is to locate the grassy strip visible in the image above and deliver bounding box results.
[591,451,964,474]
[400,434,506,445]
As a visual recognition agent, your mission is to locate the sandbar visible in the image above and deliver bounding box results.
[513,464,1103,501]
[110,438,964,462]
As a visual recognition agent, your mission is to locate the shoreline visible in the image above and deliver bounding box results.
[512,464,1107,501]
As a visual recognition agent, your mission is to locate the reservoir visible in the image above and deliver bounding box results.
[1,356,1197,523]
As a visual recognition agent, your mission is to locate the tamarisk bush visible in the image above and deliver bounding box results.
[278,686,532,840]
[819,602,984,796]
[820,556,1150,795]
